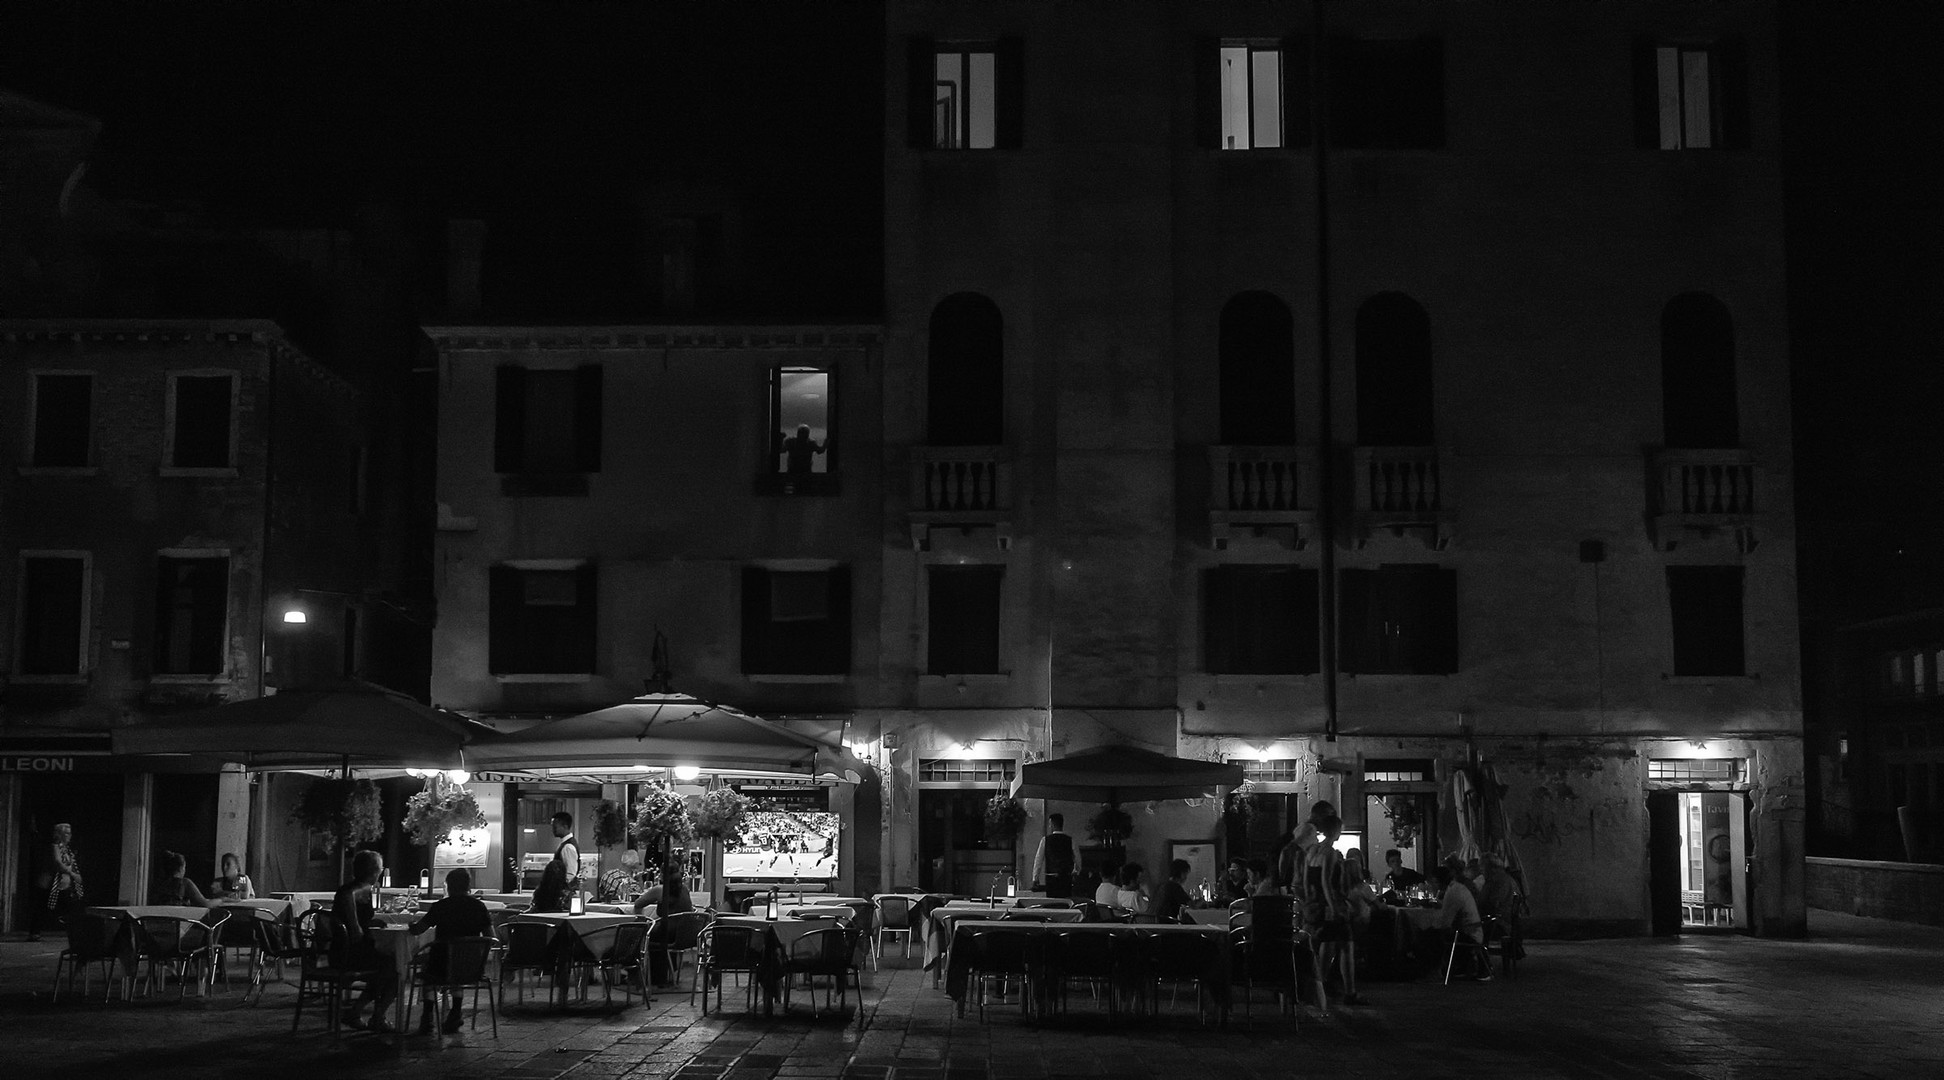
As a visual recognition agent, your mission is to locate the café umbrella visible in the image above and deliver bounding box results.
[1012,744,1245,805]
[464,692,866,781]
[110,677,489,771]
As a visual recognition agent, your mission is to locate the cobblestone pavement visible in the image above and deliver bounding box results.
[0,911,1937,1080]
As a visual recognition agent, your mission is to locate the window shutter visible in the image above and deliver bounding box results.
[1337,568,1373,673]
[1193,37,1222,150]
[1409,35,1446,149]
[573,562,599,673]
[1631,37,1661,149]
[825,566,853,674]
[487,565,519,674]
[1714,36,1750,150]
[1324,36,1367,148]
[1422,567,1458,674]
[994,36,1026,149]
[1668,567,1744,676]
[741,568,771,674]
[1280,33,1313,147]
[494,366,526,474]
[907,37,938,149]
[574,364,603,472]
[1202,569,1234,673]
[1292,568,1321,675]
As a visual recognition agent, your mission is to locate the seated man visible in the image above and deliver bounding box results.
[1434,865,1489,982]
[1154,859,1194,923]
[408,868,494,1035]
[1215,858,1252,904]
[1382,849,1425,893]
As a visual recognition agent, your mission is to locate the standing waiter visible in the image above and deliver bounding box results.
[1030,813,1077,899]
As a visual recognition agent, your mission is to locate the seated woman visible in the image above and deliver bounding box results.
[151,851,218,908]
[209,852,255,900]
[638,863,696,986]
[408,868,493,1035]
[332,850,401,1032]
[1113,863,1150,918]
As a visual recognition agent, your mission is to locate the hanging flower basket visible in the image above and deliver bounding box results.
[290,778,384,851]
[593,799,630,850]
[1087,804,1133,845]
[983,794,1028,844]
[402,777,487,847]
[631,782,696,857]
[692,787,754,844]
[1384,794,1424,848]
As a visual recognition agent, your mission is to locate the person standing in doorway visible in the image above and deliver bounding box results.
[29,822,84,941]
[779,424,827,476]
[529,812,581,913]
[1031,813,1077,899]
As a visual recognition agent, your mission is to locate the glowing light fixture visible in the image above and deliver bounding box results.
[672,765,701,781]
[281,609,307,624]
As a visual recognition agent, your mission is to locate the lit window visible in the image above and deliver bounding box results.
[771,367,834,480]
[934,48,995,149]
[919,758,1016,784]
[1219,45,1283,150]
[1656,45,1714,149]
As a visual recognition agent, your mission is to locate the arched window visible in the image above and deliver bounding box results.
[1218,292,1296,445]
[1354,293,1434,446]
[927,293,1004,446]
[1660,294,1738,449]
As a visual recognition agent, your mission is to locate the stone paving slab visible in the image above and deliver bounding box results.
[0,911,1937,1079]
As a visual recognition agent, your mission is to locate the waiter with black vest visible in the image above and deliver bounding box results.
[1030,813,1077,899]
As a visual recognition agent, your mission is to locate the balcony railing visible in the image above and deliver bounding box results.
[1651,448,1759,551]
[913,447,1010,513]
[1351,446,1451,548]
[1207,446,1319,548]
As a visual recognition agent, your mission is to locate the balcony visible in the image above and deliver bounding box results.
[1650,449,1759,553]
[1207,445,1320,549]
[1352,446,1453,549]
[909,446,1011,551]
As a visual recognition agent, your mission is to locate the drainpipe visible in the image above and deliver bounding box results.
[1311,3,1339,742]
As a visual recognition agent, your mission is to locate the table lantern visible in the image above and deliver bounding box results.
[569,890,585,915]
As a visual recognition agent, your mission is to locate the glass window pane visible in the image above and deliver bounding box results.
[1681,50,1712,149]
[1251,49,1282,149]
[935,54,962,148]
[968,51,996,149]
[1220,46,1251,149]
[1656,47,1683,149]
[775,368,830,476]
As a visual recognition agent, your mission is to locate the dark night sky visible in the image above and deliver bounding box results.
[2,2,1941,611]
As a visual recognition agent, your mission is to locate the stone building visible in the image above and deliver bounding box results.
[867,0,1802,936]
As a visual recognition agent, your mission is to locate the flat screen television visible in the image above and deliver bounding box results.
[723,809,840,881]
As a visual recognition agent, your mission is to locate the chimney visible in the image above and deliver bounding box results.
[446,218,486,319]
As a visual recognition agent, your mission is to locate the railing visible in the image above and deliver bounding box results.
[1656,450,1756,517]
[1208,446,1318,513]
[912,447,1010,513]
[1353,446,1443,516]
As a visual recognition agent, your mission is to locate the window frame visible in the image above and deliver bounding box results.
[1665,565,1747,677]
[1338,564,1458,676]
[162,370,240,475]
[27,371,95,471]
[1634,36,1749,151]
[908,36,1024,151]
[488,559,599,679]
[14,550,92,681]
[493,363,604,495]
[761,364,840,496]
[925,563,1006,676]
[1202,564,1320,675]
[741,563,851,679]
[1218,42,1286,151]
[151,549,231,679]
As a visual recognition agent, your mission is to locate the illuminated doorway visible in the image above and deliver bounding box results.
[1646,757,1750,935]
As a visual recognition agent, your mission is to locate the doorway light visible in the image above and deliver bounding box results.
[282,609,308,624]
[672,765,701,781]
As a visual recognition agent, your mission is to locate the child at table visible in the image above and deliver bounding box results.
[408,868,493,1035]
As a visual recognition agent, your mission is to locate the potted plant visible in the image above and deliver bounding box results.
[401,777,487,847]
[593,799,631,850]
[1086,804,1133,846]
[1384,794,1424,848]
[290,778,384,853]
[983,794,1028,845]
[630,782,696,861]
[691,787,754,844]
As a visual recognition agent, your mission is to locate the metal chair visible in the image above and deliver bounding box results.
[694,923,766,1014]
[1015,898,1075,909]
[781,924,861,1019]
[291,911,374,1033]
[1443,922,1493,984]
[52,910,129,1004]
[873,895,917,961]
[653,910,711,990]
[134,913,226,999]
[597,920,653,1002]
[1048,930,1121,1020]
[213,905,279,994]
[495,919,560,1005]
[1141,931,1223,1024]
[962,929,1038,1024]
[1073,900,1113,923]
[410,936,500,1037]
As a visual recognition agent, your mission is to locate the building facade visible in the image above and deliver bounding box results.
[0,319,370,928]
[868,0,1803,935]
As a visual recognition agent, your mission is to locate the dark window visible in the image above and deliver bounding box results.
[1219,292,1297,445]
[488,564,598,675]
[928,565,1004,675]
[653,213,725,315]
[31,374,91,467]
[1661,294,1738,449]
[1355,293,1434,446]
[1339,565,1457,675]
[908,38,1024,150]
[153,556,228,675]
[1667,566,1744,676]
[1327,36,1444,149]
[742,567,851,676]
[1204,565,1320,675]
[770,366,835,481]
[928,293,1004,446]
[494,366,603,491]
[170,375,234,468]
[1632,38,1749,150]
[18,556,85,675]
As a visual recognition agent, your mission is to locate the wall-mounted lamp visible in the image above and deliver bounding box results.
[281,609,308,624]
[1255,747,1273,763]
[672,765,701,781]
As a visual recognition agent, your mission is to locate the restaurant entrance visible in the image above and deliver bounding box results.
[1648,788,1750,934]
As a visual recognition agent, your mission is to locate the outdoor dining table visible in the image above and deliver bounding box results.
[923,904,1083,981]
[84,906,226,989]
[711,914,838,1016]
[1365,903,1446,976]
[502,912,640,1009]
[272,891,336,918]
[941,919,1233,1022]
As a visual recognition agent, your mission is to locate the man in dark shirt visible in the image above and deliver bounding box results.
[1154,859,1195,923]
[1383,848,1427,892]
[409,868,493,1034]
[1030,814,1077,899]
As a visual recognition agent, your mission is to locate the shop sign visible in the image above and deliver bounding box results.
[471,771,549,783]
[0,754,114,773]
